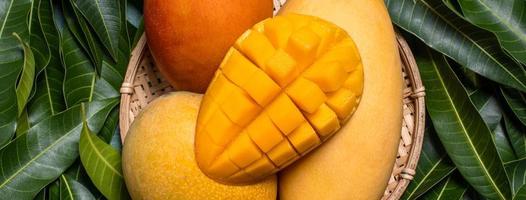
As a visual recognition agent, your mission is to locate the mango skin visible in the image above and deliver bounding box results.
[278,0,403,200]
[144,0,273,93]
[122,92,277,200]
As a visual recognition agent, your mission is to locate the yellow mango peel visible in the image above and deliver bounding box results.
[195,13,364,184]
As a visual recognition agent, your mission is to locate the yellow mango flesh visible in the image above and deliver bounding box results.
[195,14,364,184]
[278,0,403,200]
[122,92,277,200]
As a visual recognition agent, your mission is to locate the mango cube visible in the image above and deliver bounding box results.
[288,122,321,154]
[267,141,298,167]
[286,77,326,113]
[326,88,358,120]
[235,30,275,68]
[220,87,260,127]
[264,49,298,87]
[240,68,281,107]
[286,27,320,70]
[221,48,259,86]
[344,64,364,96]
[305,104,340,138]
[265,94,305,135]
[264,16,293,48]
[247,114,284,152]
[227,131,262,168]
[304,61,347,92]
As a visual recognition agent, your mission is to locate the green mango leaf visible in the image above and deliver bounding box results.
[59,175,96,200]
[457,0,526,65]
[469,88,503,130]
[64,160,104,199]
[501,87,526,126]
[514,184,526,200]
[30,0,51,75]
[492,121,517,163]
[79,117,129,200]
[71,0,121,61]
[0,0,32,146]
[385,0,526,92]
[15,108,29,137]
[402,122,456,200]
[503,112,526,160]
[415,44,511,199]
[100,107,119,143]
[61,0,103,73]
[27,0,66,126]
[48,180,60,200]
[505,159,526,195]
[13,32,36,117]
[34,187,47,200]
[420,173,468,200]
[0,98,118,199]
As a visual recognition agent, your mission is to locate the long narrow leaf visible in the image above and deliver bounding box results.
[0,0,32,146]
[27,0,66,125]
[505,159,526,195]
[501,87,526,126]
[514,184,526,200]
[386,0,526,92]
[492,121,517,163]
[0,98,118,199]
[402,122,456,200]
[504,112,526,159]
[80,119,129,200]
[59,174,96,200]
[420,173,468,200]
[29,0,51,75]
[415,44,511,199]
[457,0,526,65]
[13,33,36,116]
[72,0,121,61]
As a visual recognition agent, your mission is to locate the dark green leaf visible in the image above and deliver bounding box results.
[514,184,526,200]
[27,0,66,126]
[504,112,526,160]
[0,98,118,199]
[61,0,103,73]
[34,186,47,200]
[385,0,526,92]
[100,107,119,143]
[505,159,526,195]
[59,175,96,200]
[80,118,129,200]
[72,0,121,61]
[48,180,60,200]
[501,87,526,126]
[420,173,468,200]
[30,0,51,74]
[469,88,503,130]
[0,0,31,146]
[492,121,517,163]
[457,0,526,65]
[64,160,104,199]
[415,44,511,199]
[13,33,36,116]
[402,122,456,200]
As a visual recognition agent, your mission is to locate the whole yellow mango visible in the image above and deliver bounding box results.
[278,0,403,200]
[194,14,364,184]
[122,92,277,200]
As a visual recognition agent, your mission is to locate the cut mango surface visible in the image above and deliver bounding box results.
[195,13,363,184]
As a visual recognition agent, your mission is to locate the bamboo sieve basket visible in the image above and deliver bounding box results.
[118,31,425,199]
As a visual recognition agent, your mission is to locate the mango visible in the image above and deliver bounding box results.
[122,92,277,200]
[278,0,403,199]
[195,14,364,184]
[144,0,273,93]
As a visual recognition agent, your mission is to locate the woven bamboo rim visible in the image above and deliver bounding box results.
[118,32,425,199]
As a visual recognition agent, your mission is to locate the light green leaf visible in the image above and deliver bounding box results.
[415,44,511,199]
[503,112,526,159]
[457,0,526,65]
[0,98,118,199]
[15,108,29,137]
[402,122,456,200]
[72,0,121,61]
[385,0,526,92]
[501,87,526,126]
[13,32,36,117]
[0,0,31,146]
[27,0,66,125]
[59,175,96,200]
[80,117,129,200]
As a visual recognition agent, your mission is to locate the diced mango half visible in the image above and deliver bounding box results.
[195,14,363,184]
